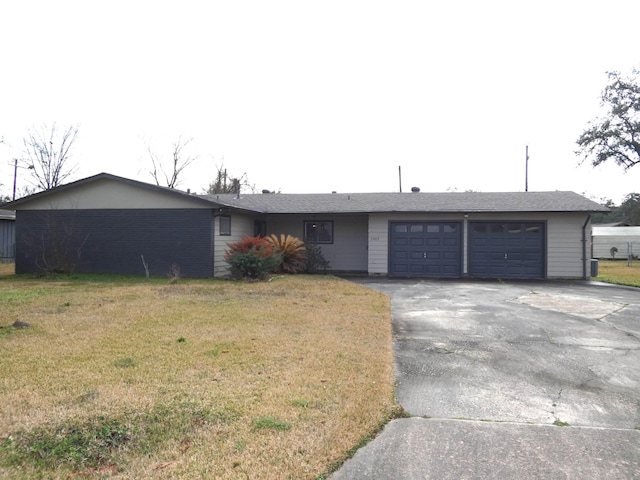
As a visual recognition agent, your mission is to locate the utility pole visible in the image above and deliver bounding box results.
[525,146,529,192]
[12,159,18,201]
[11,159,33,200]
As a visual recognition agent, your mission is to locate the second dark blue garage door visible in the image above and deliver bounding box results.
[468,222,545,279]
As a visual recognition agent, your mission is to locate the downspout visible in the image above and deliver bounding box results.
[582,214,591,280]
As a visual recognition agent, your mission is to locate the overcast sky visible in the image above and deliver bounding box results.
[1,1,639,204]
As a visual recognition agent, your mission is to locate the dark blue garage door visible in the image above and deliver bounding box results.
[390,222,462,277]
[468,222,545,278]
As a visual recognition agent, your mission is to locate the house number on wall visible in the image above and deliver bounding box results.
[370,236,380,241]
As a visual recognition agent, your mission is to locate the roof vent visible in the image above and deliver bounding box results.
[411,187,420,193]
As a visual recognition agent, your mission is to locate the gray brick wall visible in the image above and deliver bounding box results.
[16,209,214,277]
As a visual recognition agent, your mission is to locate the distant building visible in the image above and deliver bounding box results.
[0,209,16,263]
[592,225,640,259]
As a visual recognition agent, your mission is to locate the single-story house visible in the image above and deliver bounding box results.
[4,173,608,279]
[0,209,16,263]
[592,225,640,259]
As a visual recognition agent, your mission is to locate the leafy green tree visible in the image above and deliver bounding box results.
[590,198,618,224]
[576,68,640,170]
[618,193,640,225]
[593,193,640,225]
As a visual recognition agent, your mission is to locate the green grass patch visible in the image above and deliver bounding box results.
[1,399,220,472]
[290,399,310,408]
[252,416,292,431]
[0,326,17,340]
[113,358,137,369]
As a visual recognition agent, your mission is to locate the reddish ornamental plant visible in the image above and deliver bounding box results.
[225,236,275,259]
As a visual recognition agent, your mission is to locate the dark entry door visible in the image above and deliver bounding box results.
[468,222,545,278]
[390,222,462,277]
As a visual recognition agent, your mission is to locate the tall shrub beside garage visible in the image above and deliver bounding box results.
[224,236,281,280]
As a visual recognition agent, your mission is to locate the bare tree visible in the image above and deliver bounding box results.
[22,123,79,191]
[147,136,198,189]
[205,162,256,194]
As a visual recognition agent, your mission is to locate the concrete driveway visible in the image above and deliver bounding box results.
[331,279,640,479]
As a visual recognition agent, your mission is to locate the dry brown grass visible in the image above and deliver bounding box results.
[0,263,14,276]
[595,259,640,287]
[0,274,395,479]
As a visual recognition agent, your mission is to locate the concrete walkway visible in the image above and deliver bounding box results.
[331,279,640,479]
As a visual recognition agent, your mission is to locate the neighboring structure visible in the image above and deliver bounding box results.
[4,173,608,279]
[0,209,16,263]
[592,225,640,259]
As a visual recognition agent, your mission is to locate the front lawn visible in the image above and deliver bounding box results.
[0,274,396,479]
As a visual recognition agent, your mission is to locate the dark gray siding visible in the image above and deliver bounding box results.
[16,209,214,277]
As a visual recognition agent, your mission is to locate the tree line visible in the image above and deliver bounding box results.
[591,193,640,225]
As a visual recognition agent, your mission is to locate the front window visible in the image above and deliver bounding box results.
[254,220,266,237]
[219,215,231,235]
[304,220,333,244]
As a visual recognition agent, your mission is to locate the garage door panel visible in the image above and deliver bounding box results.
[469,221,544,279]
[390,222,461,278]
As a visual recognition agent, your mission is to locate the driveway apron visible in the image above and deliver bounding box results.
[331,279,640,479]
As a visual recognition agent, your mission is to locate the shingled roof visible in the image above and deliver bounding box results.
[3,173,609,215]
[201,191,609,214]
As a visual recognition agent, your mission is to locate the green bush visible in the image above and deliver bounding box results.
[304,243,330,273]
[225,247,282,280]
